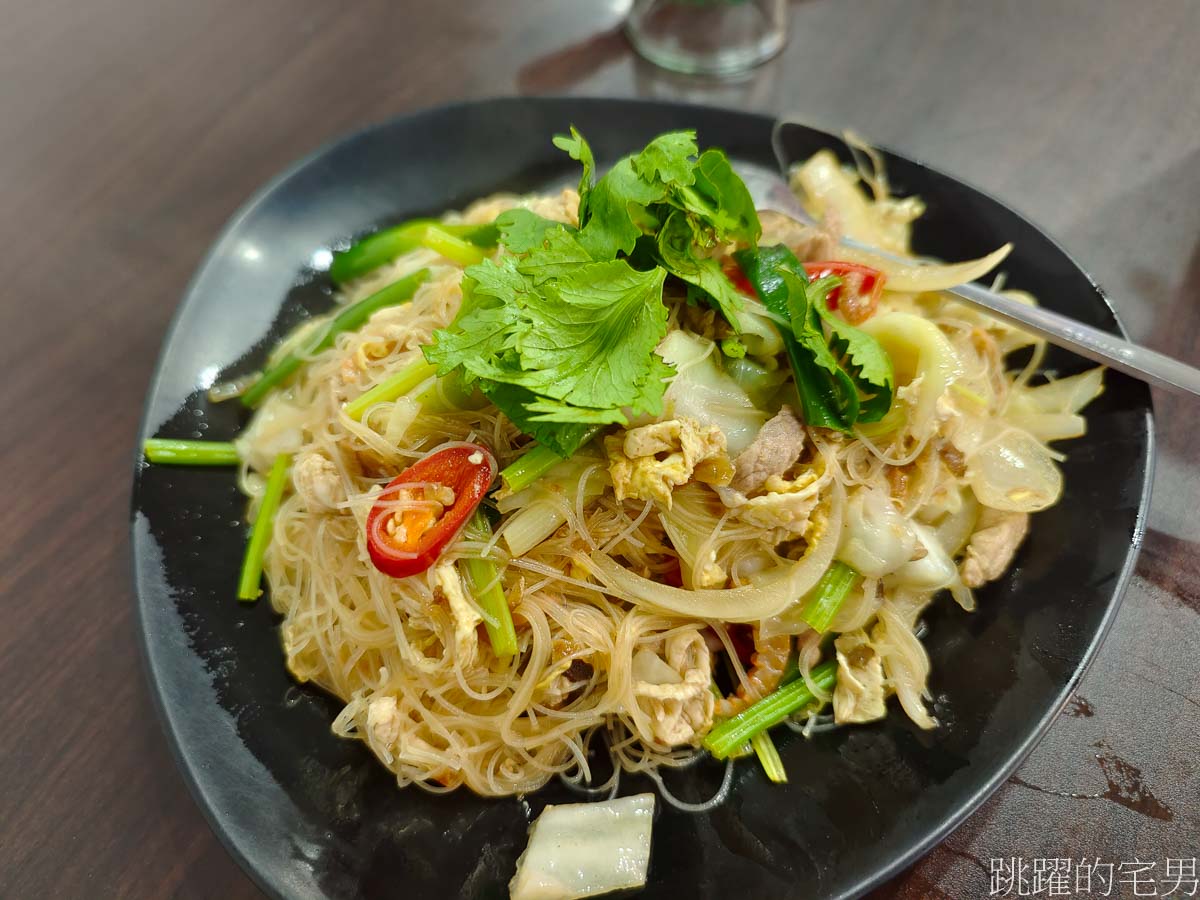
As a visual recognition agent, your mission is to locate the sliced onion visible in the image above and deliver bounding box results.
[1004,412,1086,443]
[967,427,1063,512]
[587,483,843,622]
[1007,367,1105,416]
[838,243,1011,294]
[929,488,979,557]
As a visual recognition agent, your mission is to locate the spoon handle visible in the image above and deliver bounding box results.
[835,233,1200,397]
[765,118,1200,397]
[944,279,1200,396]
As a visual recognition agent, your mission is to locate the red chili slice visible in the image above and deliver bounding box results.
[722,258,757,298]
[365,442,496,578]
[803,261,886,324]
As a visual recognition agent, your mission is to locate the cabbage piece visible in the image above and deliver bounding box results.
[887,523,956,590]
[836,487,916,577]
[928,488,979,557]
[509,794,655,900]
[723,356,790,410]
[658,331,767,455]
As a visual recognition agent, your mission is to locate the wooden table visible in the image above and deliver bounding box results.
[2,1,1197,897]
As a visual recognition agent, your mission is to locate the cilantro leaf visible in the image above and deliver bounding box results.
[514,226,594,284]
[733,245,894,432]
[632,131,699,186]
[671,149,761,247]
[815,294,895,423]
[656,210,744,327]
[427,128,773,456]
[495,208,564,254]
[512,261,669,411]
[478,382,600,457]
[553,127,595,222]
[578,157,669,259]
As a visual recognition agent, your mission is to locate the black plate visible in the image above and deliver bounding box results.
[131,97,1153,900]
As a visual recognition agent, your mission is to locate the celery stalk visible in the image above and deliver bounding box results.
[420,225,487,267]
[330,221,497,284]
[461,511,518,658]
[800,562,860,634]
[343,359,438,421]
[237,454,290,602]
[143,438,239,466]
[241,268,430,408]
[703,660,837,759]
[499,430,601,495]
[750,730,787,784]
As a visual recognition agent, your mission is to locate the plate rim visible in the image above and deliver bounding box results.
[129,94,1157,900]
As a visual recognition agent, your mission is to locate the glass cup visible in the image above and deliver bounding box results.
[625,0,789,76]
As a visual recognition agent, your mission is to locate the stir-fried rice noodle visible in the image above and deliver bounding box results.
[238,162,1102,800]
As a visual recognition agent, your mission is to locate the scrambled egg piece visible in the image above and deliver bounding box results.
[632,630,714,746]
[606,418,731,509]
[435,564,481,666]
[833,630,888,724]
[735,470,821,537]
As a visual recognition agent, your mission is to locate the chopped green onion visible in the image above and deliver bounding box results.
[330,221,497,284]
[800,561,860,634]
[241,268,430,408]
[343,359,438,421]
[461,511,519,657]
[499,431,601,495]
[703,660,837,759]
[419,225,487,267]
[750,730,787,783]
[237,454,290,602]
[143,438,239,466]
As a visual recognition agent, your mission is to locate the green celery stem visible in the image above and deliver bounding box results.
[499,428,601,494]
[343,359,438,421]
[462,512,519,657]
[241,268,430,408]
[704,660,838,759]
[237,454,290,602]
[801,561,860,633]
[420,225,487,266]
[330,221,497,285]
[750,730,788,784]
[143,438,239,466]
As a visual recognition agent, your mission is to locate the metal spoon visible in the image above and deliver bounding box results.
[733,133,1200,397]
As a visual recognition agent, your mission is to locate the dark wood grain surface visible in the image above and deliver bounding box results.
[1,1,1197,897]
